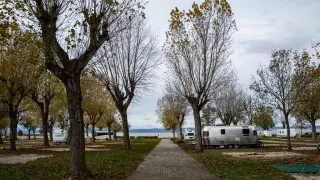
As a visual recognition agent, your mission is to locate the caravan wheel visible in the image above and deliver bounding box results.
[227,144,233,149]
[234,144,240,149]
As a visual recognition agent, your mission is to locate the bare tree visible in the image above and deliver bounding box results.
[215,82,245,125]
[93,17,160,150]
[164,0,236,152]
[251,49,312,150]
[242,95,257,125]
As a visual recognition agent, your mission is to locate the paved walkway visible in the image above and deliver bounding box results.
[129,139,219,180]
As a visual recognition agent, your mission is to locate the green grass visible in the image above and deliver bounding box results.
[0,139,160,180]
[189,150,293,180]
[174,141,320,180]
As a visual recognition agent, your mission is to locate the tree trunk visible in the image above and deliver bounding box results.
[92,123,95,143]
[64,76,87,177]
[119,109,131,150]
[284,114,292,151]
[28,129,31,140]
[4,129,7,139]
[179,123,183,141]
[9,105,18,151]
[311,120,316,142]
[86,126,89,138]
[33,129,36,139]
[108,125,112,140]
[192,105,203,152]
[114,132,117,140]
[49,126,53,142]
[0,130,3,144]
[282,121,286,129]
[42,104,50,146]
[172,128,176,139]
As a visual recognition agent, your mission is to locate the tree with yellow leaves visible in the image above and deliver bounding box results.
[164,0,236,152]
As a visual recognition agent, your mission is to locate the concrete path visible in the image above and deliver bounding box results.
[129,139,219,180]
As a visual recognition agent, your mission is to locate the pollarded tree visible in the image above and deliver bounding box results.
[253,106,275,130]
[93,17,160,149]
[0,26,42,151]
[215,82,245,125]
[201,104,216,126]
[2,0,145,176]
[100,108,117,141]
[292,67,320,141]
[82,75,111,143]
[111,119,122,140]
[156,104,178,138]
[30,72,64,146]
[251,49,313,150]
[242,95,257,125]
[164,0,236,152]
[157,83,189,141]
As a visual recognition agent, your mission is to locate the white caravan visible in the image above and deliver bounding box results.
[184,129,195,140]
[53,130,67,144]
[202,126,260,148]
[276,129,296,138]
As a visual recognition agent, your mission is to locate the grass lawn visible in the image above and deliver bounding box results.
[175,141,320,180]
[259,136,320,143]
[0,139,160,180]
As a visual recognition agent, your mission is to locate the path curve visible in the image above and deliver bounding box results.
[129,139,219,180]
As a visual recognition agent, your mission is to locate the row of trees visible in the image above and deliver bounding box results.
[1,0,160,177]
[158,0,319,153]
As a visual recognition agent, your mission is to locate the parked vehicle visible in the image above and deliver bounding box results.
[53,130,67,144]
[317,143,320,152]
[184,129,195,140]
[93,131,113,140]
[276,129,296,138]
[202,126,261,148]
[301,132,319,138]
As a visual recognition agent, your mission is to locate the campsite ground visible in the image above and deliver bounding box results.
[0,138,160,179]
[175,139,320,180]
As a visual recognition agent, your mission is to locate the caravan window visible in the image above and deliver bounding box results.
[221,129,225,135]
[203,131,209,137]
[243,129,250,135]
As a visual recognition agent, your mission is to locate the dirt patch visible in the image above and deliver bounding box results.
[223,152,305,159]
[0,154,53,164]
[293,147,317,151]
[41,148,110,152]
[291,173,320,180]
[86,145,105,148]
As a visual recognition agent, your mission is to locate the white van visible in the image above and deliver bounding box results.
[53,130,67,144]
[276,129,296,138]
[184,129,195,140]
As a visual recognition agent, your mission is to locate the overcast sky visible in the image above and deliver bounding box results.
[127,0,320,129]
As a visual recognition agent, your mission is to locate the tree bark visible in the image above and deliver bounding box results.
[119,109,131,150]
[42,103,50,146]
[179,123,183,141]
[92,123,95,143]
[108,125,112,140]
[311,120,317,142]
[0,130,3,144]
[85,126,89,138]
[285,114,292,151]
[172,128,176,139]
[282,122,286,129]
[65,76,87,177]
[49,126,53,142]
[9,105,18,151]
[33,129,36,139]
[192,105,203,152]
[28,129,31,140]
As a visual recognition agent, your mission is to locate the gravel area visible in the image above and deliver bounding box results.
[223,152,304,159]
[292,147,317,151]
[85,145,105,148]
[0,154,53,164]
[291,174,320,180]
[40,148,110,151]
[129,139,219,180]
